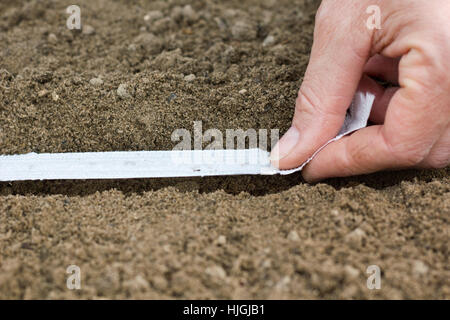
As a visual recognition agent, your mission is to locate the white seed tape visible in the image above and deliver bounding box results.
[0,92,374,181]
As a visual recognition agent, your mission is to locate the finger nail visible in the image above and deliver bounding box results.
[270,126,300,164]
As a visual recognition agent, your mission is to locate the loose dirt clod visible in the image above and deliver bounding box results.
[144,10,164,24]
[263,35,276,47]
[89,77,104,86]
[82,25,95,35]
[205,266,227,279]
[344,265,360,279]
[47,33,58,43]
[345,228,366,248]
[182,5,198,23]
[184,74,196,82]
[413,260,429,276]
[216,235,227,246]
[231,20,257,41]
[117,83,130,99]
[133,33,163,54]
[38,89,49,98]
[152,276,168,291]
[51,91,59,102]
[287,230,300,242]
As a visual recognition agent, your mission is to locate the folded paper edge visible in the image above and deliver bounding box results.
[276,91,375,175]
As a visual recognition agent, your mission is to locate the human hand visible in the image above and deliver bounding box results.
[270,0,450,182]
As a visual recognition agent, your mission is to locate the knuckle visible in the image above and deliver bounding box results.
[427,158,450,169]
[401,42,450,93]
[423,153,450,169]
[399,149,428,167]
[344,137,372,173]
[297,80,349,118]
[296,85,325,119]
[382,133,428,167]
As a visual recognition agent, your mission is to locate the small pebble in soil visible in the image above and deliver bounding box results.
[47,33,58,43]
[239,89,247,95]
[345,228,366,247]
[205,265,227,279]
[38,89,49,98]
[184,74,196,82]
[152,17,175,34]
[287,230,300,242]
[216,235,226,246]
[413,260,429,276]
[82,25,95,35]
[151,276,168,291]
[167,93,177,103]
[117,83,131,99]
[182,5,198,22]
[214,17,227,31]
[231,20,257,41]
[144,10,163,24]
[262,259,272,269]
[344,265,360,279]
[124,275,149,292]
[274,276,291,290]
[51,91,59,102]
[133,33,163,54]
[330,209,340,216]
[224,9,239,19]
[262,34,276,47]
[89,77,103,87]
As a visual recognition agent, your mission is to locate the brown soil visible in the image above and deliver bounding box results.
[0,0,448,299]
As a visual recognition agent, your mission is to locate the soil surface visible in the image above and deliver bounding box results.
[0,0,449,299]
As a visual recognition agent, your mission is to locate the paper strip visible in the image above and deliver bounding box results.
[0,149,273,181]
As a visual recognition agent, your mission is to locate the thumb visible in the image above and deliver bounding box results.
[271,1,374,170]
